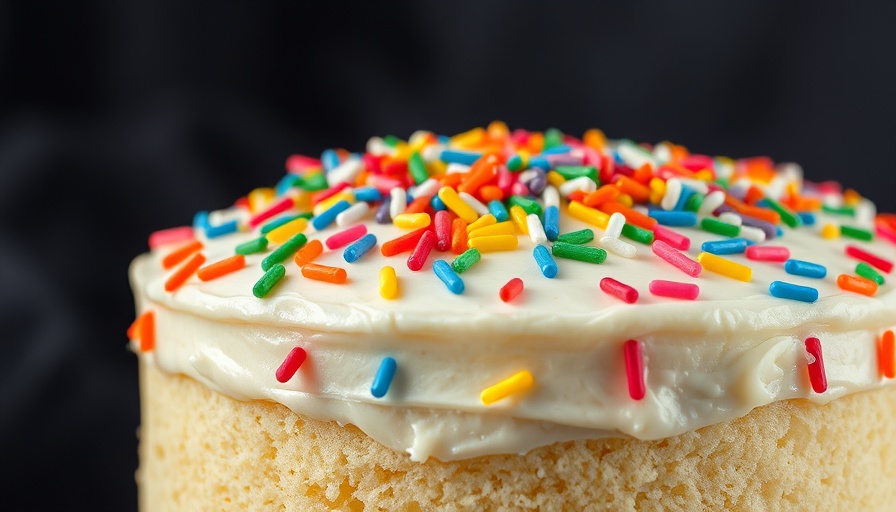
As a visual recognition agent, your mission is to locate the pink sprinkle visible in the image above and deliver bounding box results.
[248,196,295,228]
[745,245,790,262]
[623,340,646,400]
[582,146,601,167]
[652,225,691,251]
[599,277,638,304]
[326,224,367,249]
[651,240,702,277]
[434,210,452,251]
[275,347,307,383]
[285,154,322,173]
[369,175,405,195]
[649,280,700,300]
[499,277,524,302]
[496,165,513,195]
[407,230,436,271]
[510,181,529,196]
[148,226,194,250]
[311,181,351,205]
[878,223,896,246]
[805,337,827,393]
[845,245,893,273]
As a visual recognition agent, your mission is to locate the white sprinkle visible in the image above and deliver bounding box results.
[719,212,743,226]
[366,137,394,157]
[600,236,637,258]
[678,178,709,194]
[459,192,490,216]
[739,225,766,243]
[558,176,597,196]
[605,212,626,239]
[542,185,560,209]
[326,157,364,187]
[389,188,407,219]
[617,142,657,170]
[527,214,548,245]
[413,178,441,199]
[518,169,540,183]
[714,158,734,181]
[661,178,682,211]
[698,190,726,216]
[652,142,672,165]
[446,162,471,174]
[421,144,445,162]
[335,202,369,227]
[856,199,877,225]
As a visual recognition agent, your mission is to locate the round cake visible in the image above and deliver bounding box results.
[129,123,896,510]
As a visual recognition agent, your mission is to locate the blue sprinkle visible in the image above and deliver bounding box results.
[354,186,382,203]
[674,186,695,211]
[529,156,551,170]
[275,174,302,196]
[776,226,784,237]
[260,214,301,235]
[344,234,377,263]
[375,196,392,224]
[649,210,698,227]
[769,281,819,303]
[533,245,558,278]
[798,212,816,226]
[543,205,560,241]
[437,135,450,144]
[311,200,352,231]
[205,219,239,239]
[701,238,749,255]
[433,259,464,294]
[784,259,827,279]
[321,149,340,172]
[439,149,481,165]
[193,211,210,230]
[431,195,447,211]
[539,144,572,155]
[370,357,397,398]
[489,200,509,222]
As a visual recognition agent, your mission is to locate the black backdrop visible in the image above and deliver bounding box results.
[1,2,894,510]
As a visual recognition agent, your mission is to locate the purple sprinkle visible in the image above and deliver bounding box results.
[740,214,778,240]
[526,170,548,195]
[375,196,392,224]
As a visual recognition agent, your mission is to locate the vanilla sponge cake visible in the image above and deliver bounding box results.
[129,124,896,510]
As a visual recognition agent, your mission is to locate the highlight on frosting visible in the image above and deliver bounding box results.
[129,123,896,461]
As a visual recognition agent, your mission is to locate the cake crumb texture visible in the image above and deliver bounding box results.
[139,361,896,511]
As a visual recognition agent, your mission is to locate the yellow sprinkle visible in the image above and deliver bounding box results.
[428,160,447,176]
[616,193,634,207]
[546,170,566,188]
[450,127,487,149]
[248,188,276,213]
[393,213,431,229]
[313,191,355,216]
[843,188,862,206]
[481,370,534,405]
[694,169,714,181]
[696,252,752,282]
[468,221,517,239]
[391,143,412,161]
[648,177,666,204]
[266,217,309,244]
[379,266,398,300]
[567,201,609,229]
[438,186,479,223]
[467,214,497,233]
[468,234,519,252]
[509,205,529,235]
[821,223,840,239]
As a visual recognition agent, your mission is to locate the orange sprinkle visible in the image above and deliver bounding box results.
[744,186,764,206]
[404,194,434,214]
[615,176,651,202]
[843,188,862,206]
[486,120,510,142]
[450,217,468,255]
[632,163,654,184]
[526,132,545,154]
[440,173,464,188]
[600,201,657,230]
[583,129,606,152]
[658,162,694,178]
[478,185,504,202]
[127,315,142,340]
[138,311,155,352]
[457,157,498,195]
[353,169,369,187]
[583,185,621,208]
[792,196,822,211]
[879,330,896,379]
[836,274,878,296]
[197,254,246,281]
[301,263,347,284]
[161,240,203,270]
[725,195,781,225]
[567,190,588,203]
[164,253,206,292]
[294,239,324,267]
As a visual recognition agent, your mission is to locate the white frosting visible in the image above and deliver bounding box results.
[132,205,896,462]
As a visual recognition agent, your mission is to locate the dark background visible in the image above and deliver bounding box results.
[1,2,894,510]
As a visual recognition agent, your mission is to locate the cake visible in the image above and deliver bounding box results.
[129,123,896,510]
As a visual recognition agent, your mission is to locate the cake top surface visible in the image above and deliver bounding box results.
[130,123,896,461]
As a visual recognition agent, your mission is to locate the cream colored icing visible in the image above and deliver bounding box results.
[132,199,896,462]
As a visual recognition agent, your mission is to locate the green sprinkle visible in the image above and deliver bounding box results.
[856,262,885,285]
[507,154,525,172]
[261,233,307,271]
[764,198,801,228]
[551,241,607,264]
[684,193,703,212]
[621,223,655,244]
[253,264,286,298]
[822,204,855,216]
[556,229,594,245]
[700,218,741,238]
[507,195,543,217]
[544,128,565,149]
[715,177,730,189]
[451,248,481,274]
[298,172,328,192]
[554,165,598,183]
[235,236,269,255]
[408,151,429,185]
[383,135,402,147]
[840,225,874,242]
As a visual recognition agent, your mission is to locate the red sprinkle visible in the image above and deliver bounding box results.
[311,182,351,205]
[599,277,638,304]
[275,347,308,383]
[434,210,452,251]
[325,224,367,250]
[623,340,646,400]
[649,280,700,300]
[805,337,827,393]
[248,196,295,228]
[499,277,524,302]
[745,245,790,262]
[407,230,436,271]
[285,154,322,173]
[845,245,893,273]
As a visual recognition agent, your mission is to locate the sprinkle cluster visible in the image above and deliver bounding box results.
[132,123,896,404]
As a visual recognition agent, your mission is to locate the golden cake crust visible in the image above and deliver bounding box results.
[139,361,896,511]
